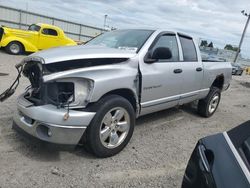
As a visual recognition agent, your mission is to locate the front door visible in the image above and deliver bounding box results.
[38,28,61,50]
[139,33,183,115]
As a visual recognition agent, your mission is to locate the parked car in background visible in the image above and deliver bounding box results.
[182,120,250,188]
[4,29,232,157]
[231,63,244,75]
[0,23,76,55]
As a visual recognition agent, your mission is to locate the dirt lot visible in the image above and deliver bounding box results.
[0,50,249,188]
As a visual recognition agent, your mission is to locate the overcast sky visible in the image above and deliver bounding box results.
[0,0,250,58]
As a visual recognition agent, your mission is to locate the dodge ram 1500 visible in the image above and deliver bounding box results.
[4,29,232,157]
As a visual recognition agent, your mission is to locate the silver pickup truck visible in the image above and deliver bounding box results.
[10,29,232,157]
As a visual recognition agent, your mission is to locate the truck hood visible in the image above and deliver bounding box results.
[30,45,137,64]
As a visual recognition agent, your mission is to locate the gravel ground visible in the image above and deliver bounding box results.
[0,49,250,188]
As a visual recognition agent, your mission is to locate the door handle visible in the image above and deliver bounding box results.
[196,67,203,72]
[198,145,210,173]
[173,69,183,74]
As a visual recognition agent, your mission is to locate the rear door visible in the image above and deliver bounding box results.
[177,34,204,104]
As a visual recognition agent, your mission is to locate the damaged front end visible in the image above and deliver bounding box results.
[1,56,94,110]
[23,58,94,109]
[8,57,96,145]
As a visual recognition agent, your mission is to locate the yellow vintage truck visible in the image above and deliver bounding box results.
[0,23,76,55]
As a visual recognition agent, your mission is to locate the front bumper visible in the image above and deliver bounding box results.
[13,94,96,145]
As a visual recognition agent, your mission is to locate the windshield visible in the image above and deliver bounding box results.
[28,24,41,32]
[86,29,154,52]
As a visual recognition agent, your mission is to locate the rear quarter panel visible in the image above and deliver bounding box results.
[202,61,232,90]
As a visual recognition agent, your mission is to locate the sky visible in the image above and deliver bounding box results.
[0,0,250,58]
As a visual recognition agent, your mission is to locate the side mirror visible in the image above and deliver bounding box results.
[144,47,172,63]
[152,47,172,60]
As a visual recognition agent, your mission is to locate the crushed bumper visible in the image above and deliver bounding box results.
[13,94,96,145]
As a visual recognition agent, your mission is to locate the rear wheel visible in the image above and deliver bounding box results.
[6,41,24,55]
[197,87,221,117]
[85,95,135,158]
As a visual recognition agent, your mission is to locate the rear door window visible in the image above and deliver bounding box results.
[179,35,197,61]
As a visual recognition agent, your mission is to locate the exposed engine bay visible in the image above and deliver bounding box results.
[22,61,75,107]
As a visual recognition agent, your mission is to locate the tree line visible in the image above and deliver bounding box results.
[200,40,239,52]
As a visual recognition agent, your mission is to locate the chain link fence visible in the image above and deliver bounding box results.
[0,5,104,42]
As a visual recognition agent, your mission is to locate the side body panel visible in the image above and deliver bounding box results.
[123,29,231,116]
[202,61,232,91]
[138,31,208,115]
[182,133,249,188]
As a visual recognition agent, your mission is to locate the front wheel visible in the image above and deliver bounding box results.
[197,87,221,117]
[85,95,135,158]
[5,41,24,55]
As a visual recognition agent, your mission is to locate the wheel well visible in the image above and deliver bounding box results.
[7,41,25,51]
[212,75,224,90]
[103,89,137,112]
[80,89,137,145]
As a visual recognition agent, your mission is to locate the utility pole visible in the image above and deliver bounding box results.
[103,14,108,31]
[233,10,250,63]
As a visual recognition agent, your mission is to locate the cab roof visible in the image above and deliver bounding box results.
[36,23,62,31]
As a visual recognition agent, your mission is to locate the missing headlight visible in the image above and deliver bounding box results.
[24,78,93,108]
[46,82,74,106]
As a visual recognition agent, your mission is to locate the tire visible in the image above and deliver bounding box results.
[197,87,221,118]
[239,71,243,76]
[85,95,135,158]
[5,41,24,55]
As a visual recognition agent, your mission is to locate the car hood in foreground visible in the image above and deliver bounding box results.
[30,45,137,64]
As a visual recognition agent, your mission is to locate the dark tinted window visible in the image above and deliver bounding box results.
[179,35,197,61]
[152,35,179,62]
[42,28,58,36]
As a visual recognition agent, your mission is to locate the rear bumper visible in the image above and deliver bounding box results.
[13,94,96,145]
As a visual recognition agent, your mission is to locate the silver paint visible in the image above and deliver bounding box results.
[14,29,232,145]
